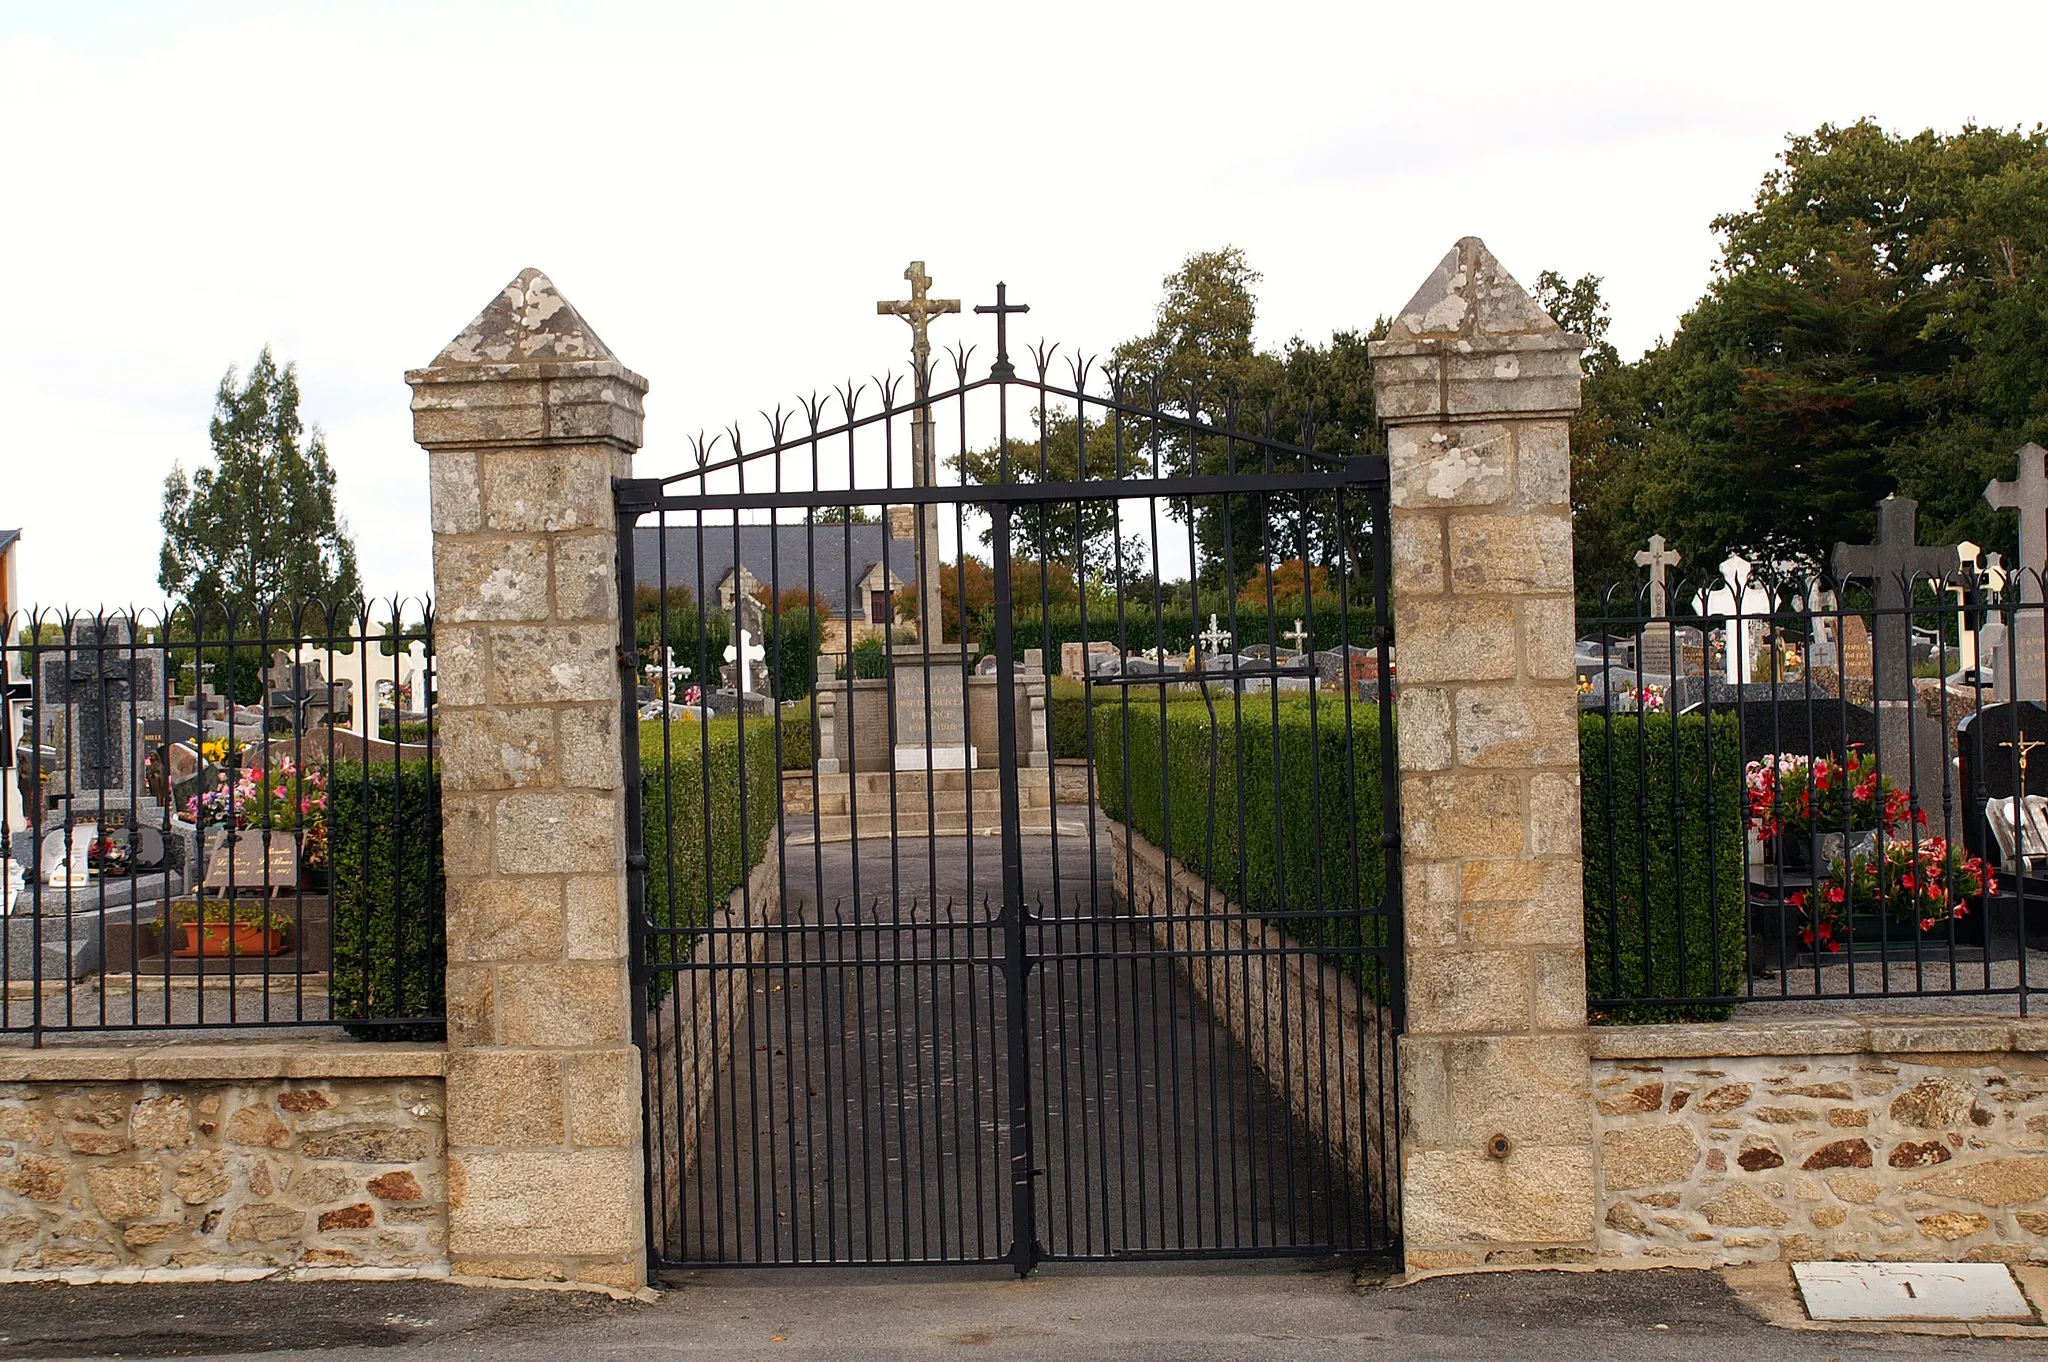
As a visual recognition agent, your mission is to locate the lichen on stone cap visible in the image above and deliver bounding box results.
[1378,236,1585,348]
[432,268,618,366]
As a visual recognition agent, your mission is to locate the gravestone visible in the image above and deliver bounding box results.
[37,617,169,833]
[1986,442,2048,703]
[1060,640,1117,678]
[200,828,300,895]
[1957,703,2048,884]
[1839,614,1874,683]
[398,640,434,717]
[265,651,337,735]
[1701,554,1771,684]
[1833,496,1959,701]
[1634,534,1682,675]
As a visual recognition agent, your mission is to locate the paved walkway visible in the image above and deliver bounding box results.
[1,1265,2039,1360]
[651,826,1382,1266]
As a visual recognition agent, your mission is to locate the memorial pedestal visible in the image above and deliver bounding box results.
[891,647,977,771]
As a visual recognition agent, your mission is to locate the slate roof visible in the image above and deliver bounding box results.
[0,530,19,555]
[632,524,918,617]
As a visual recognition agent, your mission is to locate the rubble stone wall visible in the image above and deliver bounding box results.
[0,1048,446,1275]
[1594,1020,2048,1266]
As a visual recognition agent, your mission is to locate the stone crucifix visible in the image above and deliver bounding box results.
[1634,534,1681,617]
[1833,495,1959,701]
[1986,442,2048,604]
[1198,613,1233,657]
[1283,619,1310,654]
[724,628,765,697]
[878,261,960,645]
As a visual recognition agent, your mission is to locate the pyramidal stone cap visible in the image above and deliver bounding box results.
[408,268,645,450]
[1368,237,1586,423]
[431,267,619,366]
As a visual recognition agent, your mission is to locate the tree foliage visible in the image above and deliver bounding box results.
[160,349,361,612]
[1573,120,2048,596]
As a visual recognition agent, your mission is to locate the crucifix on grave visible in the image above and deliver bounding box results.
[879,261,961,641]
[1283,619,1310,655]
[1833,495,1960,701]
[1635,534,1683,675]
[1986,443,2048,702]
[1198,613,1233,659]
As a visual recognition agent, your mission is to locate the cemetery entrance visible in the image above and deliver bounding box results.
[615,295,1403,1273]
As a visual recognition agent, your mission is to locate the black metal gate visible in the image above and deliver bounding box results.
[615,290,1402,1273]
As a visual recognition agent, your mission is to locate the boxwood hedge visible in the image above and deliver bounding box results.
[1090,699,1748,1022]
[638,715,783,972]
[329,758,445,1039]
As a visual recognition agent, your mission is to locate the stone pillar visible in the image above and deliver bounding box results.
[1367,238,1595,1272]
[409,269,649,1290]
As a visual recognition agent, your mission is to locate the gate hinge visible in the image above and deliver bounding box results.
[1343,454,1390,486]
[1380,831,1402,850]
[1373,623,1395,648]
[614,476,664,514]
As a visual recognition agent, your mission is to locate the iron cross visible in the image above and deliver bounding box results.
[877,261,961,388]
[1833,495,1961,701]
[975,282,1029,380]
[1985,442,2048,604]
[1634,534,1682,617]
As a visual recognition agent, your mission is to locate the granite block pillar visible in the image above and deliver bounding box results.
[409,269,649,1290]
[1368,238,1596,1272]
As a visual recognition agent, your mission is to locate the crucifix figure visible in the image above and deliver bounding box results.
[878,261,961,643]
[1199,613,1233,657]
[1833,495,1959,701]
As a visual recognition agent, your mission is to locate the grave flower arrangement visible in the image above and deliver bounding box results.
[182,756,329,869]
[86,834,131,877]
[1743,746,1920,845]
[1789,837,1992,952]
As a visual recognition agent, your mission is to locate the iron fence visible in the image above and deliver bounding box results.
[0,600,444,1039]
[1579,566,2048,1016]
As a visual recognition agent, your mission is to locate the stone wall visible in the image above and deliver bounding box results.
[1108,820,1394,1209]
[0,1046,445,1276]
[1594,1020,2048,1266]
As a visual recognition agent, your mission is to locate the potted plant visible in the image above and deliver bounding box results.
[169,899,292,959]
[1791,837,1993,954]
[1745,746,1921,870]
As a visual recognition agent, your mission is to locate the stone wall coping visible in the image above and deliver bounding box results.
[0,1041,447,1084]
[404,360,649,390]
[1589,1016,2048,1062]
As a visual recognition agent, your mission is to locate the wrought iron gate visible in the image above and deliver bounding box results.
[616,292,1402,1273]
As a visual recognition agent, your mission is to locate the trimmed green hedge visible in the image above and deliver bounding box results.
[639,716,782,973]
[1580,713,1746,1022]
[329,759,445,1039]
[1047,677,1136,760]
[1090,701,1748,1024]
[1094,695,1391,990]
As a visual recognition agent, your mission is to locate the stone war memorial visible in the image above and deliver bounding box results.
[7,236,2048,1301]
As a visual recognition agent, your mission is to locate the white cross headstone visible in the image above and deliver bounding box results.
[724,629,766,696]
[1283,619,1310,654]
[1701,554,1771,685]
[1952,541,1985,673]
[1198,613,1232,657]
[1634,534,1682,617]
[399,640,432,717]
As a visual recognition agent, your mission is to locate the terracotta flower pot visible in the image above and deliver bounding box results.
[173,922,290,959]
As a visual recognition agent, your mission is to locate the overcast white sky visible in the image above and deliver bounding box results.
[3,0,2045,607]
